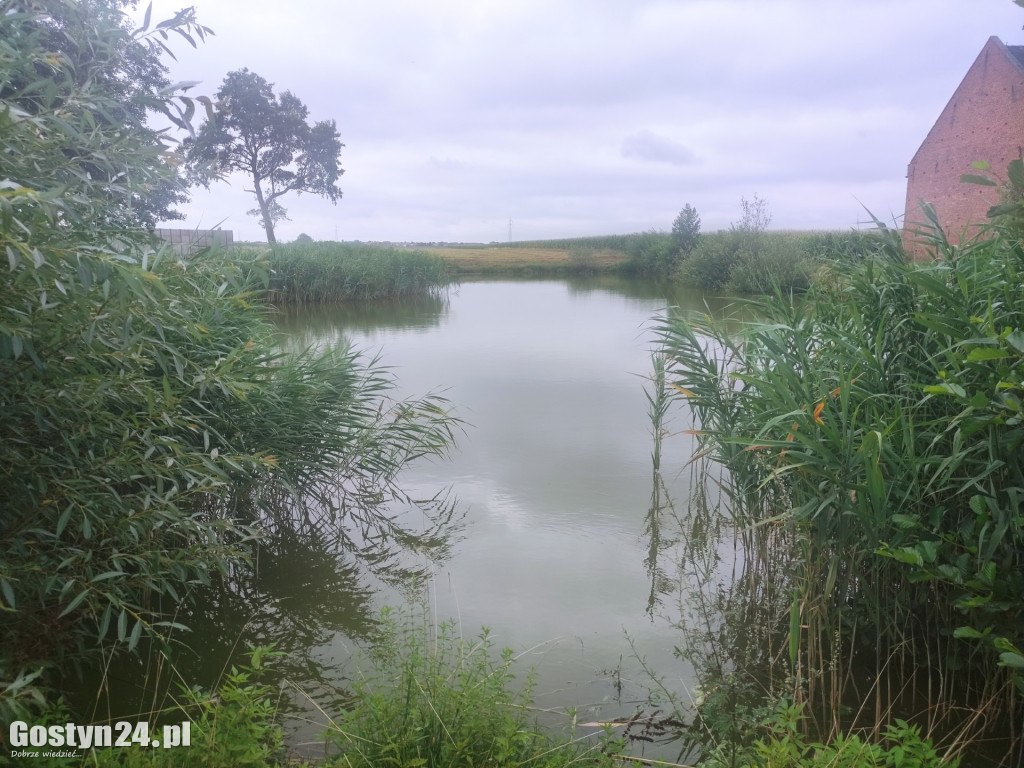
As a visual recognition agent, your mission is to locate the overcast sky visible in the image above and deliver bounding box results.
[153,0,1024,244]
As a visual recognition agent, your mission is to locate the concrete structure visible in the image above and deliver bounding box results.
[904,36,1024,253]
[154,228,233,255]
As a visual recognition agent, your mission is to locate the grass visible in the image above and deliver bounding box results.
[47,612,621,768]
[320,609,619,768]
[219,231,881,291]
[423,245,628,276]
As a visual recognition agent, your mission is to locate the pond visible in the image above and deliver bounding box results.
[264,276,746,754]
[76,276,746,760]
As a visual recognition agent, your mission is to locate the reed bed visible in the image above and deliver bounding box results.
[654,216,1024,762]
[248,241,453,303]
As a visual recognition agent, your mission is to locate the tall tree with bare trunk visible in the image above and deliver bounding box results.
[185,68,344,243]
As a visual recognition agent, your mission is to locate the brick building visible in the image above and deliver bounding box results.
[904,36,1024,253]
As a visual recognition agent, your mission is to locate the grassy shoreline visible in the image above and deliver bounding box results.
[238,229,880,289]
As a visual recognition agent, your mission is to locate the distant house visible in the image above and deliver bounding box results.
[904,36,1024,253]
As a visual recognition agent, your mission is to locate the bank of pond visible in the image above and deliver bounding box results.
[231,227,886,301]
[2,222,1022,767]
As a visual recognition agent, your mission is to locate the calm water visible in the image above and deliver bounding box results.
[267,276,742,754]
[72,277,742,757]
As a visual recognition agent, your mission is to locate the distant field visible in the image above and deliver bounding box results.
[422,245,629,275]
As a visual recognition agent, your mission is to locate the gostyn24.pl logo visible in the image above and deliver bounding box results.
[9,720,191,752]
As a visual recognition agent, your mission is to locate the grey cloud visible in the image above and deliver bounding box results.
[157,0,1024,243]
[621,130,698,166]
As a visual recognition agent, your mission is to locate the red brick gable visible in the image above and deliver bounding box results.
[904,36,1024,255]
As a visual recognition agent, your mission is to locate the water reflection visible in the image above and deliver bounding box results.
[269,292,451,343]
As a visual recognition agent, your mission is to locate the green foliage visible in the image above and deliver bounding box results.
[0,0,209,230]
[76,646,286,768]
[677,233,745,292]
[0,0,458,723]
[724,237,814,294]
[567,245,601,275]
[657,212,1024,745]
[325,609,618,767]
[962,157,1024,240]
[621,230,680,277]
[491,233,645,251]
[672,203,702,255]
[701,700,956,767]
[245,240,452,302]
[185,68,344,243]
[677,229,883,294]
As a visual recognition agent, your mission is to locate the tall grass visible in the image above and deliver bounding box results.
[677,230,885,294]
[322,608,619,767]
[240,241,452,303]
[655,216,1024,761]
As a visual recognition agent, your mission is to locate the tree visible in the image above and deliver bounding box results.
[185,69,344,243]
[671,203,701,255]
[0,0,211,229]
[1,0,223,717]
[734,194,771,236]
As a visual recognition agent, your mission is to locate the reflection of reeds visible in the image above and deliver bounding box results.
[650,222,1023,761]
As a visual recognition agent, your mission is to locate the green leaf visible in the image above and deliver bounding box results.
[970,160,991,171]
[58,589,90,618]
[788,597,801,668]
[966,347,1009,362]
[960,173,997,186]
[1008,158,1024,190]
[999,651,1024,669]
[1006,330,1024,354]
[953,626,990,639]
[923,382,967,398]
[890,514,919,530]
[917,540,940,564]
[0,579,16,610]
[55,505,73,537]
[958,174,999,188]
[128,619,143,652]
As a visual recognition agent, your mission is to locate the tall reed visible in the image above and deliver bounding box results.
[655,215,1023,760]
[254,241,452,303]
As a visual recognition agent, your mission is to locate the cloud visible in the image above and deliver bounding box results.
[621,130,698,166]
[153,0,1024,242]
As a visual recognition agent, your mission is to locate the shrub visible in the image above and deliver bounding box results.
[676,234,743,291]
[0,0,459,723]
[622,230,680,277]
[724,238,813,294]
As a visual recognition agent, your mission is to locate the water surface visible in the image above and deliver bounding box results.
[269,278,745,746]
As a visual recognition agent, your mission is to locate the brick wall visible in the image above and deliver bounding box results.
[154,228,234,255]
[904,37,1024,255]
